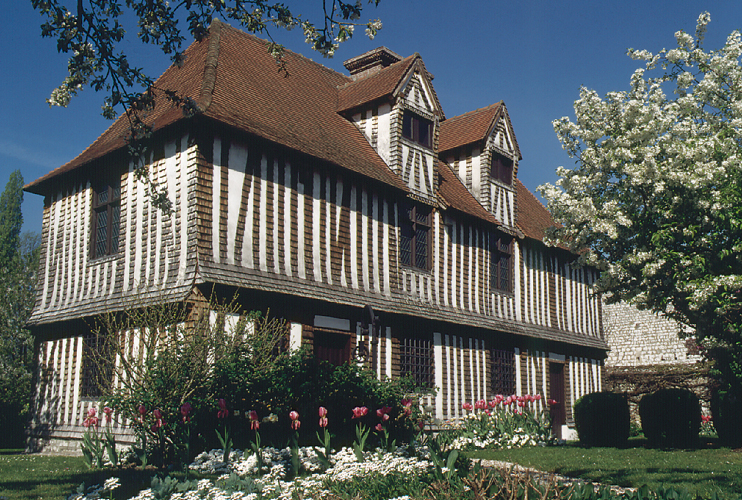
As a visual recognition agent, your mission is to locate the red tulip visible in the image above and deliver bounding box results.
[352,406,368,419]
[290,410,300,430]
[180,403,192,423]
[217,399,229,419]
[462,402,473,411]
[375,423,383,432]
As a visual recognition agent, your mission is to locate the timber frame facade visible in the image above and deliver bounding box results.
[25,21,606,451]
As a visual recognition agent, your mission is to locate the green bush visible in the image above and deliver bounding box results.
[573,391,630,447]
[212,348,416,449]
[711,389,742,448]
[639,388,701,448]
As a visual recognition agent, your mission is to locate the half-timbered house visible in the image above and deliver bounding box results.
[25,20,607,451]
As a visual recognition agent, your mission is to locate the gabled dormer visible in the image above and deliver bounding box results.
[338,48,444,204]
[438,103,521,229]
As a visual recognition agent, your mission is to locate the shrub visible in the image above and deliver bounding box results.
[212,349,416,449]
[639,388,701,448]
[573,391,630,447]
[711,389,742,448]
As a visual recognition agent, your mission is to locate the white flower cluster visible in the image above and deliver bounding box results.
[66,477,120,500]
[125,446,434,500]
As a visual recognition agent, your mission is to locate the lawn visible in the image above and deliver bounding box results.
[3,441,742,499]
[467,439,742,499]
[0,450,157,500]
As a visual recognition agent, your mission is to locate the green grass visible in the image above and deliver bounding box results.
[466,439,742,499]
[0,450,163,500]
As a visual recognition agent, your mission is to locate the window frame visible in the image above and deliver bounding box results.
[491,152,514,186]
[491,234,513,294]
[401,109,433,149]
[80,332,113,399]
[399,203,432,271]
[399,335,434,389]
[490,348,516,396]
[90,174,122,259]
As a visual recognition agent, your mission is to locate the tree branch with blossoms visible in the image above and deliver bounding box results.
[540,11,742,393]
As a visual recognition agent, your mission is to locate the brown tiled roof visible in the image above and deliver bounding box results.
[437,160,501,226]
[27,20,408,194]
[337,54,417,113]
[438,102,521,160]
[515,179,558,242]
[439,102,502,153]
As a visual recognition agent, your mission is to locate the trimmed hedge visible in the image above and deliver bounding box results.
[573,391,630,447]
[711,389,742,448]
[639,388,700,448]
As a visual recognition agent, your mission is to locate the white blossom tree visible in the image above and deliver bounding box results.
[540,12,742,389]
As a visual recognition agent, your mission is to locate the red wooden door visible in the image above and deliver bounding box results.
[313,330,351,365]
[549,362,566,439]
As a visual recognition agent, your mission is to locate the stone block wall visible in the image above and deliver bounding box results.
[603,303,701,367]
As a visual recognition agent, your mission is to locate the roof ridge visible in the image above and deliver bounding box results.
[198,19,224,112]
[443,101,502,123]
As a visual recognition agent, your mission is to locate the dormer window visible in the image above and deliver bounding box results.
[402,110,433,148]
[491,152,513,185]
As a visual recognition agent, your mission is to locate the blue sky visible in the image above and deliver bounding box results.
[4,1,742,235]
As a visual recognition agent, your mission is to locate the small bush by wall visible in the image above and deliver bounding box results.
[639,388,701,448]
[573,391,630,447]
[711,389,742,448]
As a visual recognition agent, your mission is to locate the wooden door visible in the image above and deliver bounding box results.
[549,362,566,439]
[313,330,351,365]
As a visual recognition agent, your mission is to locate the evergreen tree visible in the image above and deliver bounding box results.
[0,170,24,266]
[0,170,39,448]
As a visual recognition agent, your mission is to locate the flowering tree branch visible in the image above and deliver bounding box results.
[540,12,742,389]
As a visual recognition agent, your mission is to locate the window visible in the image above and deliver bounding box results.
[91,174,121,259]
[80,332,112,398]
[491,152,513,185]
[399,204,431,270]
[400,336,434,388]
[491,234,512,293]
[402,110,433,148]
[490,348,516,395]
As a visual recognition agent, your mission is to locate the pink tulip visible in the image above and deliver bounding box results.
[375,423,383,432]
[402,398,412,408]
[474,399,486,410]
[462,402,473,411]
[318,406,328,418]
[319,416,328,428]
[180,403,192,423]
[248,410,259,430]
[217,399,229,419]
[495,394,504,404]
[103,406,113,423]
[352,406,368,419]
[87,408,97,418]
[535,394,542,401]
[290,410,300,430]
